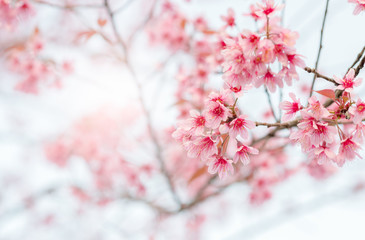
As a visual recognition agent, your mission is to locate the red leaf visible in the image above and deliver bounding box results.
[188,166,208,184]
[97,18,107,27]
[315,89,336,100]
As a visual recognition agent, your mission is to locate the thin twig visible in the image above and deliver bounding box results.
[113,0,135,14]
[103,0,181,206]
[127,0,158,45]
[348,45,365,72]
[264,86,279,122]
[309,0,330,97]
[32,0,103,9]
[323,45,365,108]
[304,67,338,85]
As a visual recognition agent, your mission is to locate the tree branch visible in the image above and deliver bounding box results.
[304,67,338,85]
[309,0,330,97]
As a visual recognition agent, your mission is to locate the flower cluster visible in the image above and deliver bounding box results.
[4,28,71,94]
[221,0,304,95]
[45,108,152,196]
[289,69,363,167]
[173,89,258,179]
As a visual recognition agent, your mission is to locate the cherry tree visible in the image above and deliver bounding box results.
[0,0,365,239]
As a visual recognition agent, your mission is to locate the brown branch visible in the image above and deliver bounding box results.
[309,0,330,97]
[103,0,181,206]
[354,54,365,77]
[255,119,299,128]
[348,45,365,72]
[304,67,338,85]
[104,0,129,61]
[113,0,135,14]
[32,0,103,9]
[264,86,279,122]
[127,0,159,45]
[323,45,365,108]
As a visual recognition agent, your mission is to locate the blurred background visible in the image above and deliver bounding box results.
[1,0,365,239]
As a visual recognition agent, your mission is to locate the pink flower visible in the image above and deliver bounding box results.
[258,39,275,63]
[187,136,218,160]
[308,144,336,165]
[239,31,260,53]
[309,121,335,147]
[256,0,283,17]
[334,68,362,92]
[233,144,259,165]
[229,115,255,138]
[279,92,302,122]
[207,89,235,106]
[221,8,235,28]
[181,110,206,135]
[207,155,234,179]
[246,4,261,21]
[254,68,283,92]
[291,111,335,149]
[307,96,330,119]
[286,53,305,69]
[205,101,230,129]
[348,0,365,15]
[250,54,267,75]
[349,99,365,124]
[354,123,365,143]
[221,38,246,74]
[336,136,362,166]
[278,66,299,86]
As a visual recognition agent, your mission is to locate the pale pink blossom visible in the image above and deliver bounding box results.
[221,38,246,74]
[308,144,336,165]
[278,66,299,86]
[239,31,260,53]
[336,136,362,166]
[187,136,218,160]
[307,96,330,119]
[286,53,305,69]
[221,8,235,28]
[254,68,283,92]
[256,0,283,17]
[181,110,206,135]
[334,68,362,92]
[246,4,261,21]
[205,102,230,129]
[207,89,235,106]
[233,144,259,165]
[258,39,275,63]
[229,115,255,138]
[309,121,335,147]
[348,0,365,15]
[207,155,234,179]
[349,99,365,124]
[354,123,365,143]
[279,92,302,122]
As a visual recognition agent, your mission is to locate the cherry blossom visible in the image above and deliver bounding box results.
[207,155,234,179]
[349,99,365,124]
[187,136,218,160]
[348,0,365,15]
[229,115,255,139]
[279,92,302,122]
[233,144,259,165]
[334,68,362,92]
[336,136,362,166]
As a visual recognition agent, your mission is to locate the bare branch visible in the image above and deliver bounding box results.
[304,67,338,85]
[309,0,330,97]
[264,86,279,122]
